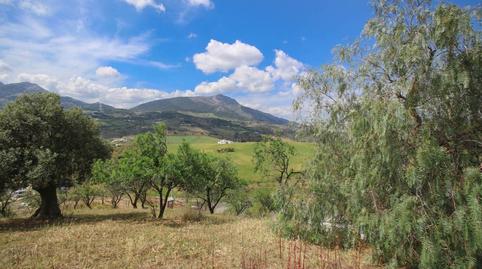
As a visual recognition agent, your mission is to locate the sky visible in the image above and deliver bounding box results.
[0,0,478,119]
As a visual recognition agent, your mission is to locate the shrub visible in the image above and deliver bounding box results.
[217,147,235,153]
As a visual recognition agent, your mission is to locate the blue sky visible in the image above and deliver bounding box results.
[0,0,478,119]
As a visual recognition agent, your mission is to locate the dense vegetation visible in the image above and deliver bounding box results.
[276,1,481,268]
[0,1,479,268]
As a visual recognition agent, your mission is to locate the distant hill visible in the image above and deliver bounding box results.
[0,82,47,106]
[0,82,293,140]
[132,94,289,125]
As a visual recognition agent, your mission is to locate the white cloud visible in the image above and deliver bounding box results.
[193,49,304,96]
[186,0,213,9]
[16,73,194,108]
[193,39,263,74]
[18,0,51,16]
[143,60,180,70]
[96,66,120,78]
[123,0,165,13]
[0,0,13,5]
[195,65,273,94]
[0,17,150,81]
[266,49,304,81]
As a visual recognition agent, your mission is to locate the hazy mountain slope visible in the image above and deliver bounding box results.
[132,94,289,125]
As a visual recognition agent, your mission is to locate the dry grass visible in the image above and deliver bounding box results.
[0,205,377,269]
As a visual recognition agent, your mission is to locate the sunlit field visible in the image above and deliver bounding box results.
[167,135,315,188]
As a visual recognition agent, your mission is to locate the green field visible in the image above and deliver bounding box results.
[166,135,315,189]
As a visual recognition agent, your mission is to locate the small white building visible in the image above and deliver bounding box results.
[217,139,233,145]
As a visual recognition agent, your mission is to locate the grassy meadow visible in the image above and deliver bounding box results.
[0,203,377,269]
[166,135,315,189]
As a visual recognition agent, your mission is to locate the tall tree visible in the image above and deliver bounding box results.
[133,123,178,218]
[150,153,185,218]
[0,93,111,219]
[287,1,481,268]
[182,145,241,214]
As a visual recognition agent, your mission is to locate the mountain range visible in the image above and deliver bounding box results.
[0,82,293,141]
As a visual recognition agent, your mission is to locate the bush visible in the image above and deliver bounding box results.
[251,189,276,217]
[217,147,235,153]
[226,189,252,216]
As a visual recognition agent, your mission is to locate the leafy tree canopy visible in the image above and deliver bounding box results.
[0,93,111,218]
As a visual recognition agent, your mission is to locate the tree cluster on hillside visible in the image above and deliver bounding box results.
[91,123,242,218]
[280,1,481,268]
[0,93,111,219]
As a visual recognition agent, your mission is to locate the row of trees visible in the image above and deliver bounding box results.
[91,124,242,218]
[276,1,481,268]
[0,93,242,219]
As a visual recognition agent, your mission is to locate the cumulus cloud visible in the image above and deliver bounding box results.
[193,40,263,74]
[193,47,304,96]
[266,49,304,81]
[186,0,213,9]
[195,65,273,94]
[96,66,120,77]
[123,0,165,13]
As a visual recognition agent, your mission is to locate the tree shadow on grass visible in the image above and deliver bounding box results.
[0,210,237,232]
[0,211,149,232]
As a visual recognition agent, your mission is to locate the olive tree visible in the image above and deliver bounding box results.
[0,93,111,219]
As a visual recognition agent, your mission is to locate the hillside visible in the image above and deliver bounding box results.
[132,94,289,125]
[0,82,293,140]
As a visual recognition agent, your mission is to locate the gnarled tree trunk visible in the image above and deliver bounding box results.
[32,183,62,219]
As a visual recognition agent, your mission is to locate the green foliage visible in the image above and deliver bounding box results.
[253,189,277,217]
[116,147,151,208]
[131,124,187,218]
[0,93,111,218]
[70,181,103,209]
[226,185,252,216]
[217,147,235,153]
[253,137,299,185]
[285,1,481,268]
[91,159,124,208]
[180,143,242,214]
